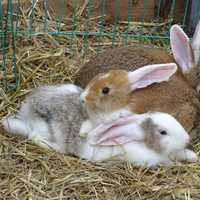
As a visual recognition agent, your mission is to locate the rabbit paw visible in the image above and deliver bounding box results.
[172,149,198,162]
[31,135,51,149]
[79,120,93,138]
[183,149,198,162]
[1,116,30,136]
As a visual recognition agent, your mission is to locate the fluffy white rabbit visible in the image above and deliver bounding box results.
[79,112,198,167]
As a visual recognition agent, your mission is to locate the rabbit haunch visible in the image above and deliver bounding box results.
[79,112,197,167]
[2,84,88,155]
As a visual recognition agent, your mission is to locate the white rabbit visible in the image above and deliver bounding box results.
[79,112,198,167]
[1,84,88,155]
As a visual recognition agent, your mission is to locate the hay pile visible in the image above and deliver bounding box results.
[1,133,199,200]
[1,5,200,199]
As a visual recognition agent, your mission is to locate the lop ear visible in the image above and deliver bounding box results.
[170,24,194,72]
[90,115,146,146]
[191,21,200,66]
[128,63,177,91]
[91,125,139,146]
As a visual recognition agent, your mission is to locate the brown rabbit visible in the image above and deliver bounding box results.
[75,22,200,91]
[80,63,200,140]
[75,46,173,88]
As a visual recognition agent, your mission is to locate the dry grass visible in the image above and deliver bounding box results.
[1,3,200,200]
[0,131,200,199]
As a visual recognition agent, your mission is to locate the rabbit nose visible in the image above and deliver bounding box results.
[81,98,85,104]
[80,92,87,104]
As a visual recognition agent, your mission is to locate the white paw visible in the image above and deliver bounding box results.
[79,120,93,138]
[1,116,31,136]
[174,149,198,162]
[31,135,51,149]
[184,149,198,162]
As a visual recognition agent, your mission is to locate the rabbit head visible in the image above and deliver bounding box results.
[143,112,190,156]
[89,112,190,156]
[80,63,177,121]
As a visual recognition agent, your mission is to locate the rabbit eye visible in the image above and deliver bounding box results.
[102,87,110,95]
[160,130,167,135]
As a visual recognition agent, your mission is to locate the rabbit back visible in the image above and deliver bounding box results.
[26,85,87,155]
[75,46,173,88]
[4,84,88,155]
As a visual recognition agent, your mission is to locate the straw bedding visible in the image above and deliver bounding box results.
[1,8,200,200]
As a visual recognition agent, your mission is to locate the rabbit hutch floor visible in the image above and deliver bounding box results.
[1,15,200,200]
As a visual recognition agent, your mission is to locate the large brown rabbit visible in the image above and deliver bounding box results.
[77,23,200,138]
[75,22,200,91]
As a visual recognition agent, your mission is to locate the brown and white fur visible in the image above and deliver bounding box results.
[79,22,200,139]
[75,21,200,93]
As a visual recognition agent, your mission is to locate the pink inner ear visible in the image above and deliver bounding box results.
[170,25,193,72]
[90,115,147,146]
[89,114,140,137]
[133,68,173,89]
[96,135,135,146]
[128,63,177,91]
[176,28,188,43]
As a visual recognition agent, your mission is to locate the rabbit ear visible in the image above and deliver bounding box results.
[191,21,200,66]
[91,125,141,146]
[93,134,136,146]
[89,114,138,137]
[90,115,146,146]
[170,24,194,72]
[128,63,177,91]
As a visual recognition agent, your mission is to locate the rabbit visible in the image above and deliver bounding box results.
[75,21,200,92]
[1,84,89,155]
[1,85,197,167]
[80,61,200,140]
[79,112,198,167]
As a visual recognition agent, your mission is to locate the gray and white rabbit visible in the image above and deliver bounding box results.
[1,84,88,155]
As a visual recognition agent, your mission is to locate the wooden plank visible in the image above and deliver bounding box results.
[92,0,155,22]
[1,0,156,23]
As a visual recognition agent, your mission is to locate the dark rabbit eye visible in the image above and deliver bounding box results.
[160,130,167,135]
[102,87,110,95]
